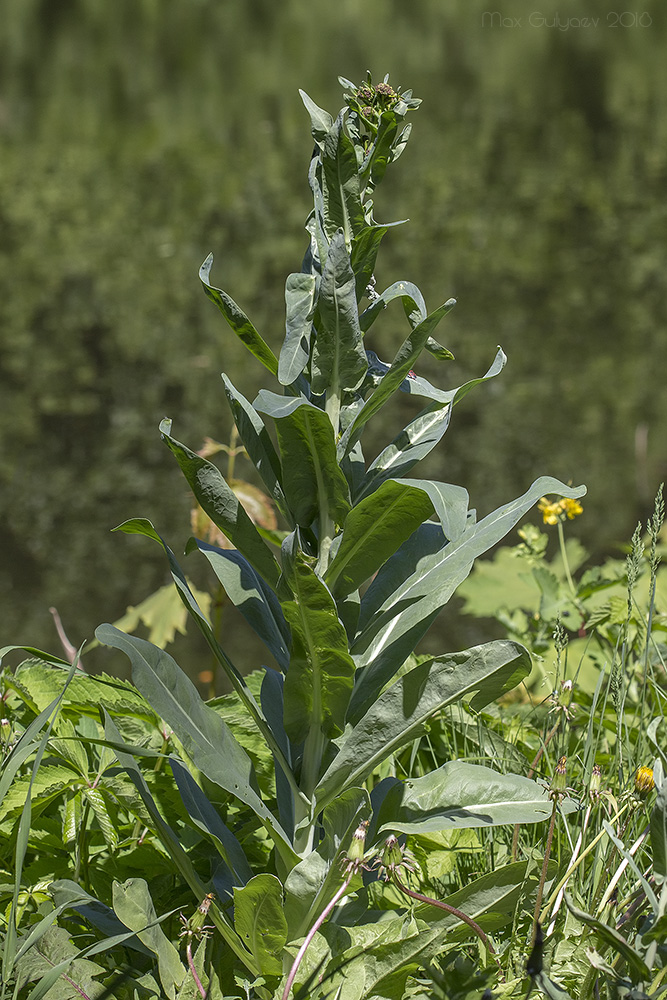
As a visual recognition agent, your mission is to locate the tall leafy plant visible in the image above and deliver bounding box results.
[7,75,587,995]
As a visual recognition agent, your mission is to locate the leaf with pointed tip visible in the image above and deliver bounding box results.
[255,393,350,529]
[234,875,287,977]
[188,540,290,671]
[376,761,558,834]
[312,231,367,395]
[350,225,388,302]
[349,478,586,719]
[112,879,184,999]
[564,896,651,982]
[315,641,530,813]
[159,420,281,589]
[199,254,278,376]
[96,624,297,866]
[324,480,434,598]
[341,298,456,455]
[357,348,507,500]
[279,272,317,386]
[282,553,356,743]
[321,113,365,241]
[359,279,426,333]
[221,374,289,519]
[299,89,334,145]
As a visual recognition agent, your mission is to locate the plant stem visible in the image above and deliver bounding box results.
[557,521,576,597]
[186,939,207,999]
[282,874,353,1000]
[532,796,558,940]
[511,719,561,861]
[391,873,504,979]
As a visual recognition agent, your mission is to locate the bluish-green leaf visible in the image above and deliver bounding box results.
[221,374,289,518]
[357,348,506,500]
[112,878,184,1000]
[650,766,667,879]
[255,393,350,529]
[349,478,586,718]
[350,225,388,302]
[324,480,434,598]
[199,254,278,376]
[96,625,296,866]
[299,89,334,145]
[233,875,287,977]
[279,272,317,386]
[359,279,426,333]
[376,761,557,834]
[321,113,365,242]
[315,641,531,813]
[189,540,290,671]
[160,420,281,589]
[282,553,356,742]
[312,230,367,395]
[341,297,456,454]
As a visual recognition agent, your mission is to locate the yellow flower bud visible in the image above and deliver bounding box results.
[634,766,655,798]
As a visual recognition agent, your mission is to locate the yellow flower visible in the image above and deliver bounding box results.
[537,496,583,525]
[561,497,583,520]
[634,766,655,798]
[538,498,562,525]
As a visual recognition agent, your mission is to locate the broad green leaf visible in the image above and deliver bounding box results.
[564,896,651,982]
[365,108,399,189]
[83,786,118,852]
[159,421,281,589]
[315,641,530,812]
[50,880,153,957]
[349,477,586,718]
[96,625,297,866]
[341,297,456,454]
[221,374,289,519]
[311,230,368,395]
[285,787,370,939]
[299,89,334,145]
[110,518,298,798]
[112,878,184,999]
[189,540,290,670]
[170,755,252,892]
[350,224,388,301]
[15,925,107,1000]
[324,480,434,597]
[279,272,317,386]
[359,279,426,333]
[282,553,356,742]
[255,393,350,529]
[234,874,288,976]
[0,764,80,833]
[376,761,558,834]
[321,113,365,241]
[199,253,278,376]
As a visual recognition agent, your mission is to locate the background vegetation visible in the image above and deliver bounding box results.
[2,0,666,668]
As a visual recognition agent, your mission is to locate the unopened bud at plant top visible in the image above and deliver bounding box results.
[189,893,214,933]
[634,766,655,798]
[1,718,11,744]
[589,764,602,801]
[551,755,568,795]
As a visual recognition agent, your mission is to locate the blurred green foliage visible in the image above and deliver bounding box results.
[1,0,666,664]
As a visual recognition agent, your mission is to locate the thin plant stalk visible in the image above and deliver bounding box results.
[281,874,354,1000]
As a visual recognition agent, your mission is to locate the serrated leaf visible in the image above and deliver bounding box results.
[83,786,118,851]
[199,254,278,376]
[113,580,211,649]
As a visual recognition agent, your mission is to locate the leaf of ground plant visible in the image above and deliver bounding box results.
[376,761,561,834]
[234,874,288,976]
[15,925,108,1000]
[112,878,184,999]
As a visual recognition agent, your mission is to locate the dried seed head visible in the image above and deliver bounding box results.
[589,764,602,801]
[551,755,568,796]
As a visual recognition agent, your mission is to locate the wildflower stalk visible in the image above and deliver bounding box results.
[391,871,504,978]
[557,520,576,597]
[185,940,207,1000]
[511,719,561,862]
[532,795,559,940]
[281,874,354,1000]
